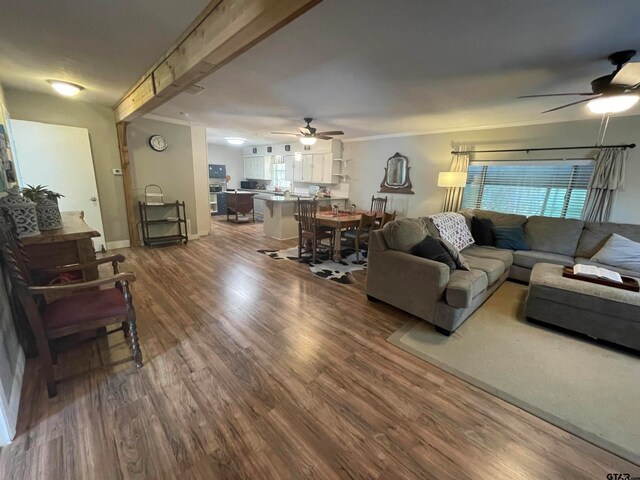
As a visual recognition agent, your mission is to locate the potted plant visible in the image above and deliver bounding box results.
[21,184,64,230]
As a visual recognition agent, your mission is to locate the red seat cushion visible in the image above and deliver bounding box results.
[42,288,128,331]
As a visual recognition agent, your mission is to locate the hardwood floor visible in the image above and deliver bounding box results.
[1,218,637,479]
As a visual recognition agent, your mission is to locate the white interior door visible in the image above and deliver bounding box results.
[10,120,106,251]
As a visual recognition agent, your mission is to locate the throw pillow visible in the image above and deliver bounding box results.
[493,226,530,251]
[429,212,475,251]
[410,236,456,271]
[471,216,494,246]
[591,233,640,272]
[439,237,471,271]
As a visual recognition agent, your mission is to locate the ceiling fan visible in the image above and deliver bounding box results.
[519,50,640,114]
[271,118,344,145]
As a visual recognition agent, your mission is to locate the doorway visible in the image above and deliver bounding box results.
[10,120,106,252]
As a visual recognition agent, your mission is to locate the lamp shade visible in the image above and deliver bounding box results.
[437,171,467,188]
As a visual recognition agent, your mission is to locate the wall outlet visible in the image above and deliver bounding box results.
[112,168,123,176]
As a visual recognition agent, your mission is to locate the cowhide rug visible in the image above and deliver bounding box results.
[257,246,367,284]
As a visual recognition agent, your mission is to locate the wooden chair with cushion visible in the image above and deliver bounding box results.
[343,213,377,263]
[297,199,334,263]
[0,212,142,398]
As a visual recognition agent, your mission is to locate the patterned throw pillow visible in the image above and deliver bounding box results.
[429,212,475,251]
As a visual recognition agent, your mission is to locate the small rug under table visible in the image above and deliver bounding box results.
[258,246,366,284]
[388,281,640,465]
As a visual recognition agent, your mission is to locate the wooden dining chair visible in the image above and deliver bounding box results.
[0,212,143,398]
[379,211,397,228]
[343,213,377,262]
[370,196,388,216]
[297,199,334,263]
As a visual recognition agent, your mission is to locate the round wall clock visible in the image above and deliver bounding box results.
[148,134,168,152]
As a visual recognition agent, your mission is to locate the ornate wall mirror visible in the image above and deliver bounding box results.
[379,152,414,194]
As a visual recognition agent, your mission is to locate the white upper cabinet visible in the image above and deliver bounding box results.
[284,155,295,181]
[242,140,342,183]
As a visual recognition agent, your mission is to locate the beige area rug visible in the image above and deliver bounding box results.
[388,281,640,465]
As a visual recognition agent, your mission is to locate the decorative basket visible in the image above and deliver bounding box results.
[0,186,40,237]
[35,198,63,230]
[145,184,164,205]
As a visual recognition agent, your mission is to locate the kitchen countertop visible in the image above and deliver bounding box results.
[252,193,348,203]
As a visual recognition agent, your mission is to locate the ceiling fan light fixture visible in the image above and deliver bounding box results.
[225,137,246,145]
[587,94,639,114]
[47,80,84,97]
[300,136,317,146]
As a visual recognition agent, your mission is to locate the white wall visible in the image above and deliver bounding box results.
[344,115,640,224]
[207,143,243,189]
[4,88,128,243]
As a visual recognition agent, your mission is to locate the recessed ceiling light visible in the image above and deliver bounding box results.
[47,80,84,97]
[225,137,246,145]
[587,94,639,114]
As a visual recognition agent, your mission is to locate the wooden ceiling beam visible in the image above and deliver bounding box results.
[113,0,321,122]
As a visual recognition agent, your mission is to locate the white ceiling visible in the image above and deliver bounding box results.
[148,0,640,145]
[0,0,209,105]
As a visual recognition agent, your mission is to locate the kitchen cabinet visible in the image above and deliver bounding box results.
[302,154,313,182]
[321,153,334,183]
[209,164,226,179]
[243,156,271,180]
[284,155,295,181]
[311,154,323,183]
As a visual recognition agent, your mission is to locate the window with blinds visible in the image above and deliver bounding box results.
[461,160,594,219]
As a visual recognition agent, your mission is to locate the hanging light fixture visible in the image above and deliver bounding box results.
[47,80,84,97]
[299,136,316,146]
[587,94,639,114]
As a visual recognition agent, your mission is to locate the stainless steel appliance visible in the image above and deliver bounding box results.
[209,184,223,193]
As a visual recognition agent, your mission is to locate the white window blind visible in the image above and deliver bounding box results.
[461,160,594,219]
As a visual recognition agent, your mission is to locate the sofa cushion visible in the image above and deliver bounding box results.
[463,255,506,285]
[493,226,530,251]
[471,216,495,246]
[446,269,489,308]
[513,250,574,270]
[462,245,513,269]
[576,221,640,258]
[473,209,527,227]
[382,218,428,252]
[524,216,584,256]
[590,233,640,272]
[410,236,456,271]
[440,237,470,270]
[575,257,640,278]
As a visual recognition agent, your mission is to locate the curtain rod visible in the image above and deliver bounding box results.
[451,143,636,155]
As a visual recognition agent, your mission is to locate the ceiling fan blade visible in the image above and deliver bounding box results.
[299,127,311,135]
[518,93,595,98]
[315,130,344,136]
[270,131,299,136]
[316,135,333,140]
[541,97,596,114]
[611,62,640,87]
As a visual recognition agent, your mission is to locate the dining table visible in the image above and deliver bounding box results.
[309,209,383,262]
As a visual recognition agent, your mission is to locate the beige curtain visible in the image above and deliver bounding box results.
[442,147,471,212]
[582,147,627,222]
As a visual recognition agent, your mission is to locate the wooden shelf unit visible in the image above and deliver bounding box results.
[138,201,188,248]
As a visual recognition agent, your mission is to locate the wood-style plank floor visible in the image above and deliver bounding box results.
[1,218,637,479]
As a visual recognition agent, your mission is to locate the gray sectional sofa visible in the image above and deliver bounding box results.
[366,209,640,335]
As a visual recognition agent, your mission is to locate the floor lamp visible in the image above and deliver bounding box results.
[438,171,468,211]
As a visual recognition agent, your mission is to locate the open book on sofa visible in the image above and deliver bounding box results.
[573,264,622,283]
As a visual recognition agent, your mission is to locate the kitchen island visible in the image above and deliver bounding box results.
[253,194,348,240]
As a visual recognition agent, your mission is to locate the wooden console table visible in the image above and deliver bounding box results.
[21,211,101,281]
